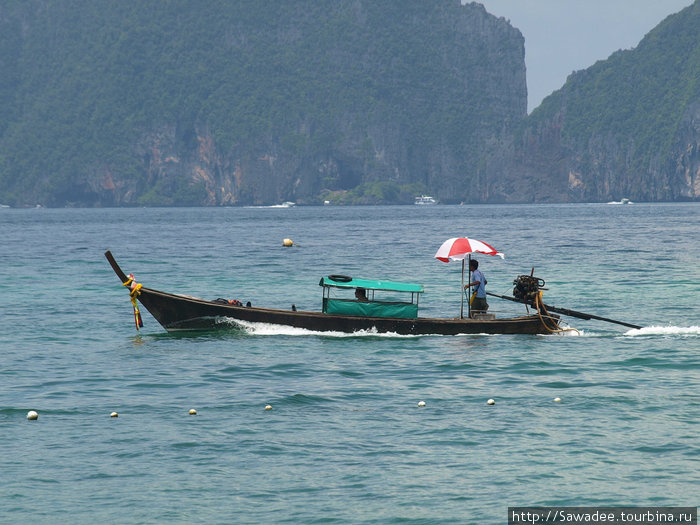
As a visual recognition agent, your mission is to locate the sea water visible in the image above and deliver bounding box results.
[0,203,698,524]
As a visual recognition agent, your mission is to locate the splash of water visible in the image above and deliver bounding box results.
[624,325,700,337]
[216,317,422,338]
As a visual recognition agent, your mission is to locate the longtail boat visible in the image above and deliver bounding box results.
[105,251,564,335]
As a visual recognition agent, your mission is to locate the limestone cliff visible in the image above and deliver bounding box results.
[0,1,526,206]
[481,1,699,203]
[2,1,695,206]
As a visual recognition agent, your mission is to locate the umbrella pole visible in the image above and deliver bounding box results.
[460,258,465,319]
[467,254,471,318]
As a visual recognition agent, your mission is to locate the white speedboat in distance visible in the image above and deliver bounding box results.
[414,195,437,205]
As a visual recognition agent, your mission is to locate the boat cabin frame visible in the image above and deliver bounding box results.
[319,276,424,319]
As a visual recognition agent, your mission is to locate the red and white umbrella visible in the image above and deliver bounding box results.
[434,237,504,318]
[434,237,504,262]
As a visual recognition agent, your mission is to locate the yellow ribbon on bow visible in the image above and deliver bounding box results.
[123,275,143,330]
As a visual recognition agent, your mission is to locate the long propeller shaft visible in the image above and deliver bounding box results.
[487,292,642,329]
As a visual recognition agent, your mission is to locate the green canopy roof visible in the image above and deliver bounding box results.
[319,276,424,293]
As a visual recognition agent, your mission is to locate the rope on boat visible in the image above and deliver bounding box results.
[535,292,579,335]
[123,273,144,330]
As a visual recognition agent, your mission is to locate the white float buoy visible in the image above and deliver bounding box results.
[27,410,38,420]
[189,409,197,415]
[417,400,426,407]
[554,397,562,403]
[110,411,118,418]
[283,238,294,247]
[265,404,272,410]
[487,399,495,405]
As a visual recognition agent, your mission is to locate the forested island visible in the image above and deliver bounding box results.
[0,0,697,207]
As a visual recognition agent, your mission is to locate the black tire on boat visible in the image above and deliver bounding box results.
[328,274,352,282]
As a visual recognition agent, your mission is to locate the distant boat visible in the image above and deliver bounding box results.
[608,198,632,205]
[414,195,437,205]
[269,201,296,208]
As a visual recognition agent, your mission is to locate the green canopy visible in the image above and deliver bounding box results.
[319,276,423,294]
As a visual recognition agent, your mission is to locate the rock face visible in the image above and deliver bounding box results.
[480,1,700,203]
[675,102,700,200]
[133,2,527,206]
[0,1,526,206]
[495,93,700,204]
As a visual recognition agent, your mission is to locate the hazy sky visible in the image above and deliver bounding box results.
[474,0,694,113]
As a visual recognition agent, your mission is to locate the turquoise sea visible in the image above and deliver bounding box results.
[1,203,698,524]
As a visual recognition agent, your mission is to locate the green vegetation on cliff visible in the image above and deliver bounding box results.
[535,2,698,154]
[0,0,525,206]
[517,1,699,202]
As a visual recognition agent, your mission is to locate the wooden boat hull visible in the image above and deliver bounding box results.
[137,286,556,334]
[106,252,559,335]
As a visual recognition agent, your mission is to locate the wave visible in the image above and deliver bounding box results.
[569,325,700,338]
[623,325,700,337]
[216,318,422,338]
[216,318,699,339]
[216,318,516,338]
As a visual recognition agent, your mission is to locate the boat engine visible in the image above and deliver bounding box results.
[512,275,546,304]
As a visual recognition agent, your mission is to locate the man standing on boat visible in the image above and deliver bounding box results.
[465,259,488,315]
